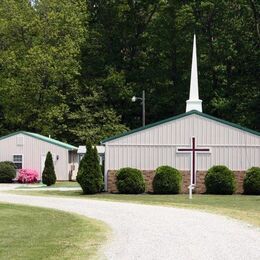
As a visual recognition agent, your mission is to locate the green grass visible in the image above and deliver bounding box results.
[50,181,80,187]
[11,190,260,227]
[0,203,108,260]
[17,181,80,189]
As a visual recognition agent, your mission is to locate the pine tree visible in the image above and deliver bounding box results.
[42,151,56,186]
[76,143,103,194]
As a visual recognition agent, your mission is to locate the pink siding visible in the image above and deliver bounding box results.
[0,134,72,180]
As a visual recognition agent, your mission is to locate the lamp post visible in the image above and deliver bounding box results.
[131,90,145,127]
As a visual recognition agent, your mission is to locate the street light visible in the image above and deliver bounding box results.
[131,90,145,127]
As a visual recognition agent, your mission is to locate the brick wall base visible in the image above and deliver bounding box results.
[107,170,246,194]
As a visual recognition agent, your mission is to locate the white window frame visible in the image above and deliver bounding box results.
[13,154,23,170]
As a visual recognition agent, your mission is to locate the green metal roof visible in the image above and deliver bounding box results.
[101,110,260,143]
[0,131,77,150]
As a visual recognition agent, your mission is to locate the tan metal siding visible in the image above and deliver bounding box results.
[0,133,70,180]
[108,115,259,146]
[105,114,260,172]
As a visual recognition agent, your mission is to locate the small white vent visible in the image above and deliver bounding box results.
[16,136,24,146]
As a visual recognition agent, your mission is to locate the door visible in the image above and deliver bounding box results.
[40,155,46,179]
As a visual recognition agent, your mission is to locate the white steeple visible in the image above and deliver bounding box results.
[186,34,202,112]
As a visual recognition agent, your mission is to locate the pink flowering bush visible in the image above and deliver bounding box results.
[18,169,39,183]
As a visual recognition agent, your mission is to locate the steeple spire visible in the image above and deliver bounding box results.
[186,34,202,112]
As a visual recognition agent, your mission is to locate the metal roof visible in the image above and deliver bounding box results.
[101,110,260,143]
[0,131,77,150]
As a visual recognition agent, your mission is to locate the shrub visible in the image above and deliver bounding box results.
[77,143,103,194]
[0,162,16,183]
[116,167,145,194]
[243,167,260,195]
[18,169,39,184]
[42,152,56,186]
[1,161,17,170]
[205,165,235,194]
[152,166,182,194]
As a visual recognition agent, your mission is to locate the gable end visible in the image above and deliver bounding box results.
[0,131,77,150]
[101,110,260,143]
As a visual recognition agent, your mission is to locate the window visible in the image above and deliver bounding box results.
[13,155,23,169]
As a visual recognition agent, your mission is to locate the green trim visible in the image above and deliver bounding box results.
[101,110,260,143]
[0,131,77,150]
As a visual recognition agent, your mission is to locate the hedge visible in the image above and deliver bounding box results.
[116,167,145,194]
[153,166,182,194]
[0,162,16,183]
[243,167,260,195]
[205,165,235,194]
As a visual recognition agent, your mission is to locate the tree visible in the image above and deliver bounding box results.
[76,143,103,194]
[0,0,86,135]
[82,0,259,131]
[0,0,127,144]
[0,0,259,142]
[66,86,128,145]
[42,151,56,186]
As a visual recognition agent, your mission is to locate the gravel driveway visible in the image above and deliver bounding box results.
[0,191,259,260]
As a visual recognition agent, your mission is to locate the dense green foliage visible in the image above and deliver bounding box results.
[0,0,126,144]
[243,167,260,195]
[1,161,17,169]
[0,1,259,144]
[77,143,103,194]
[205,165,236,194]
[153,166,182,194]
[0,162,16,183]
[42,152,56,186]
[116,168,145,194]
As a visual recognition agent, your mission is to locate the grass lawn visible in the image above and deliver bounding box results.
[17,181,80,189]
[0,203,108,260]
[11,190,260,227]
[49,181,80,187]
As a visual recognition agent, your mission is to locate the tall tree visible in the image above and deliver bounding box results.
[82,0,259,130]
[0,0,126,144]
[0,0,86,136]
[0,0,259,143]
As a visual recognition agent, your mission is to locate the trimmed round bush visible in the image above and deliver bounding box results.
[0,162,16,183]
[1,161,17,169]
[116,168,145,194]
[205,165,235,194]
[243,167,260,195]
[153,166,182,194]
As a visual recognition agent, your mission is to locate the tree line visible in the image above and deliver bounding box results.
[0,0,259,145]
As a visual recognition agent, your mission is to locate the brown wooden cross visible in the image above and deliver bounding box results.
[177,137,210,185]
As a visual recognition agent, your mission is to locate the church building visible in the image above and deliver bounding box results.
[101,35,260,193]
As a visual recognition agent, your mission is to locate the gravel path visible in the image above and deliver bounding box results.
[0,192,259,260]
